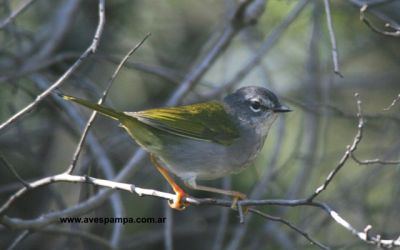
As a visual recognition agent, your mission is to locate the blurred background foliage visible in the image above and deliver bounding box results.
[0,0,399,249]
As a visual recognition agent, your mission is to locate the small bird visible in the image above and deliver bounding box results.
[61,86,290,210]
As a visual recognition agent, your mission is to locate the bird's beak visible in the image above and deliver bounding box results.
[273,105,292,113]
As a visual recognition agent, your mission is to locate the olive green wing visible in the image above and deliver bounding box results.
[126,101,240,145]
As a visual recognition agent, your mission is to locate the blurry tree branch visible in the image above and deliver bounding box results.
[323,0,343,77]
[307,93,364,201]
[209,0,309,98]
[5,229,30,250]
[360,4,400,37]
[384,93,400,111]
[349,0,400,35]
[0,0,105,133]
[0,154,30,189]
[351,152,400,165]
[166,0,267,106]
[0,0,36,29]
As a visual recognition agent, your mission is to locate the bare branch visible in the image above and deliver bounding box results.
[249,208,329,250]
[5,230,30,250]
[384,93,400,111]
[0,0,36,29]
[209,0,310,98]
[349,0,400,30]
[1,170,399,248]
[350,152,400,165]
[64,33,151,174]
[323,0,343,77]
[360,5,400,37]
[307,93,364,201]
[0,154,30,189]
[0,0,105,133]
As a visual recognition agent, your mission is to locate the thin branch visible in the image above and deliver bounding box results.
[316,202,400,249]
[349,0,400,30]
[360,5,400,37]
[0,0,36,29]
[248,208,328,250]
[0,154,30,189]
[5,230,30,250]
[323,0,343,77]
[307,93,364,201]
[350,152,400,165]
[64,33,151,174]
[1,172,400,248]
[383,93,400,111]
[0,173,180,218]
[0,0,105,133]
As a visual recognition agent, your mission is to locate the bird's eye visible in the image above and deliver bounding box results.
[250,99,262,112]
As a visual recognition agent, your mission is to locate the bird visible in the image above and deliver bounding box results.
[61,86,291,210]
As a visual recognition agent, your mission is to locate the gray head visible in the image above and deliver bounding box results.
[223,86,290,135]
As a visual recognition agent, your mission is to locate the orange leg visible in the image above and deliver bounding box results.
[150,155,188,210]
[184,179,246,209]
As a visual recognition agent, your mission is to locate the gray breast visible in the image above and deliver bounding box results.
[153,127,264,182]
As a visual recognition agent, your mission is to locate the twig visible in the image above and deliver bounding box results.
[316,202,400,248]
[248,208,329,250]
[64,33,151,174]
[383,94,400,111]
[349,0,400,31]
[0,0,36,29]
[307,93,364,201]
[323,0,343,77]
[350,152,400,165]
[0,154,30,189]
[360,5,400,37]
[5,230,30,250]
[0,0,105,133]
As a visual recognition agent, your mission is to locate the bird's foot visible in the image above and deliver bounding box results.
[169,189,189,210]
[230,192,247,210]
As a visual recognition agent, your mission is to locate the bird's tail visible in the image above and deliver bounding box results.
[60,94,125,121]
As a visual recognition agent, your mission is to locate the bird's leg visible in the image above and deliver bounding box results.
[150,155,188,210]
[184,178,247,209]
